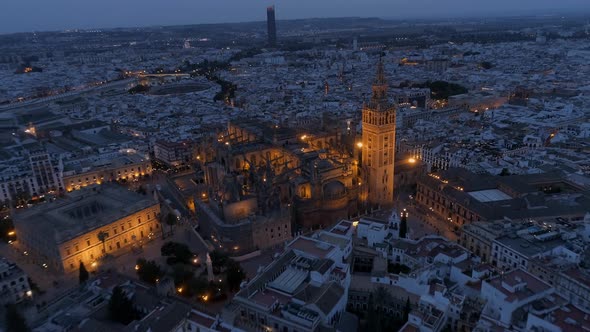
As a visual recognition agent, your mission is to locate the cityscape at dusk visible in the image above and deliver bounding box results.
[0,2,589,332]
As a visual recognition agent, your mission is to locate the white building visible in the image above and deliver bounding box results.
[480,269,553,327]
[0,258,32,304]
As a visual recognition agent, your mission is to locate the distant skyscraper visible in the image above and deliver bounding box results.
[361,57,396,207]
[266,6,277,46]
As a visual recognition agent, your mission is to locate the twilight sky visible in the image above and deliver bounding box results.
[1,0,588,34]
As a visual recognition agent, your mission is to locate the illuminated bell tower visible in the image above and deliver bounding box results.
[361,58,396,207]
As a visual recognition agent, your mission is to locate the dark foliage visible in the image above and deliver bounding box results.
[108,286,139,325]
[79,262,89,284]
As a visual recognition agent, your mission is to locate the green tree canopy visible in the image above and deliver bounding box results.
[136,258,163,285]
[5,304,29,332]
[108,286,139,325]
[79,262,89,284]
[226,260,246,292]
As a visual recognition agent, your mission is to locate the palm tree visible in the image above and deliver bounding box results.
[97,231,109,255]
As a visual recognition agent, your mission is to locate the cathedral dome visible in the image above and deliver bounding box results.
[316,159,334,170]
[323,181,345,198]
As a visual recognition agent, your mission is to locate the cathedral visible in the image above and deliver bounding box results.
[191,58,396,254]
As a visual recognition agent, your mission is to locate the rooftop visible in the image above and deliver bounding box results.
[14,185,158,244]
[485,269,551,303]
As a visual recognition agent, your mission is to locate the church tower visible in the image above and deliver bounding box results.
[361,58,396,207]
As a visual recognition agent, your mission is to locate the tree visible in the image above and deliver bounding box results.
[79,262,89,284]
[97,231,109,255]
[210,250,229,272]
[172,264,194,286]
[0,218,15,242]
[188,277,209,297]
[479,61,493,70]
[108,286,138,325]
[136,258,162,285]
[161,242,193,265]
[403,297,411,323]
[225,260,246,292]
[128,84,150,94]
[5,304,29,332]
[399,211,408,239]
[165,213,177,236]
[499,168,511,176]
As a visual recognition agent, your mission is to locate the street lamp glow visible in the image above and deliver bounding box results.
[356,142,363,148]
[408,158,416,164]
[301,135,307,140]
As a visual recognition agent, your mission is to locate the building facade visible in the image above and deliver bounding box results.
[14,185,161,274]
[63,154,152,192]
[0,258,32,304]
[267,6,277,46]
[154,140,195,168]
[361,59,396,207]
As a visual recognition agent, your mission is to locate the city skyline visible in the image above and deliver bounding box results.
[1,0,590,34]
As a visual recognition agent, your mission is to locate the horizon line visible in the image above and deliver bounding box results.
[1,9,589,36]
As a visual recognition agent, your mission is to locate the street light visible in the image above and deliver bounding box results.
[356,142,363,148]
[408,158,416,164]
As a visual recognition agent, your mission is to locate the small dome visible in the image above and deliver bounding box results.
[323,181,345,198]
[316,159,334,170]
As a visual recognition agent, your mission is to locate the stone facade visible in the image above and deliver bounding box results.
[14,185,160,274]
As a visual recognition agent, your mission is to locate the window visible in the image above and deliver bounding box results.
[87,240,91,246]
[75,245,79,252]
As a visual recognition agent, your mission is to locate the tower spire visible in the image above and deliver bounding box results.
[375,56,386,85]
[372,56,387,101]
